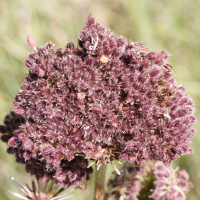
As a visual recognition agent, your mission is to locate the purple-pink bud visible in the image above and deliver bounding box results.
[8,137,16,147]
[54,171,66,182]
[38,68,45,77]
[87,14,95,26]
[23,138,33,150]
[15,107,25,115]
[41,144,54,156]
[40,174,49,184]
[23,151,31,160]
[27,36,36,48]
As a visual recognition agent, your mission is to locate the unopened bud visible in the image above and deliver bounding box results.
[27,35,36,51]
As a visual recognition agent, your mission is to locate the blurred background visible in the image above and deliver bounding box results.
[0,0,200,199]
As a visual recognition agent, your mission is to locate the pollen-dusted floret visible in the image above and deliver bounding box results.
[1,15,196,184]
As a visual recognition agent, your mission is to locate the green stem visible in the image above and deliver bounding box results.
[94,164,107,200]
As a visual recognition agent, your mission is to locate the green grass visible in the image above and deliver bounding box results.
[0,0,200,199]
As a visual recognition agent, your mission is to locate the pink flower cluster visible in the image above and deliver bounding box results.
[105,161,192,200]
[151,161,192,200]
[0,112,92,189]
[0,14,195,188]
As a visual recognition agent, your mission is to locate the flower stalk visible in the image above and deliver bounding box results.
[94,164,107,200]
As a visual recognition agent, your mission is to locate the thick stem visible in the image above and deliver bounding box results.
[94,164,107,200]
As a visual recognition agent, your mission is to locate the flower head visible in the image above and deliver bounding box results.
[150,161,193,200]
[105,161,193,200]
[0,14,196,182]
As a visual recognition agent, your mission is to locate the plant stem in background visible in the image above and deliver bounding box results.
[94,164,107,200]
